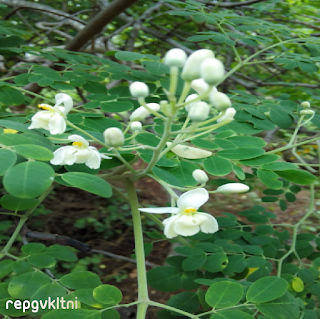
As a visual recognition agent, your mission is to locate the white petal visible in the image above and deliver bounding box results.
[62,147,78,165]
[177,188,209,211]
[74,149,92,163]
[173,215,200,237]
[163,215,180,238]
[55,93,73,114]
[138,207,180,214]
[85,149,102,169]
[100,153,112,159]
[196,213,219,234]
[50,146,72,165]
[68,135,89,147]
[48,114,66,134]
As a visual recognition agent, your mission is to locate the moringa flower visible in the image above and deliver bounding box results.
[50,135,111,169]
[139,188,218,238]
[28,93,73,135]
[215,183,250,194]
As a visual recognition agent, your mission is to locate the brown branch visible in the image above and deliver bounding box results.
[65,0,140,52]
[197,0,267,7]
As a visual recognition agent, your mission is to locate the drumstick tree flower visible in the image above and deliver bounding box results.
[139,188,218,238]
[28,93,73,135]
[50,135,111,169]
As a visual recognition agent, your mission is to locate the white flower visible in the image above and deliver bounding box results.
[139,188,218,238]
[129,82,149,98]
[217,107,236,123]
[301,101,310,109]
[185,94,199,112]
[131,121,142,133]
[188,101,210,122]
[130,103,160,121]
[103,127,124,147]
[216,183,250,194]
[191,78,218,97]
[192,169,209,184]
[200,58,225,86]
[50,135,111,169]
[164,48,187,67]
[28,93,73,135]
[210,92,231,111]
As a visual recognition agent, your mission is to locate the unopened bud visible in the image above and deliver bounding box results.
[181,49,214,81]
[185,94,199,112]
[216,183,249,194]
[188,101,210,122]
[192,169,209,184]
[164,48,187,67]
[191,78,209,96]
[103,127,124,147]
[130,103,160,121]
[131,121,142,133]
[300,109,315,115]
[210,92,231,111]
[301,101,310,109]
[217,108,236,123]
[129,82,149,98]
[200,58,225,86]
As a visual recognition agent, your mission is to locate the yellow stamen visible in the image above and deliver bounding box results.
[72,141,83,147]
[38,104,51,111]
[3,129,18,134]
[184,208,197,214]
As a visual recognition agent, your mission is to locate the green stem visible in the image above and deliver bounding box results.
[25,185,54,217]
[169,66,179,95]
[15,87,52,103]
[288,116,304,146]
[112,149,136,174]
[124,180,149,318]
[178,81,191,104]
[100,301,141,313]
[277,184,315,276]
[266,135,320,154]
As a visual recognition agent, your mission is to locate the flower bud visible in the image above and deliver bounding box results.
[131,121,142,133]
[164,48,187,67]
[181,49,214,81]
[130,103,160,121]
[216,183,249,194]
[185,94,199,112]
[188,101,210,122]
[103,127,124,147]
[129,81,149,98]
[301,101,310,109]
[200,58,225,86]
[192,169,209,184]
[166,142,212,159]
[217,108,236,123]
[300,109,315,115]
[191,78,209,96]
[210,92,231,111]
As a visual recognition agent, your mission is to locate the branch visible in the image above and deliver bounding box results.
[65,0,140,52]
[196,0,267,7]
[19,225,158,267]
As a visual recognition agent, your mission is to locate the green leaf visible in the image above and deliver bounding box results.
[115,51,144,61]
[0,133,34,145]
[21,243,46,255]
[28,253,56,268]
[269,109,293,129]
[0,149,17,175]
[239,154,280,166]
[246,277,288,303]
[203,253,228,273]
[74,288,108,308]
[233,165,245,180]
[170,161,199,186]
[147,267,183,292]
[1,194,39,211]
[0,86,25,105]
[13,144,53,161]
[0,260,13,278]
[187,34,213,41]
[83,117,122,132]
[257,169,283,189]
[299,61,319,73]
[182,254,207,271]
[42,309,101,319]
[222,255,247,276]
[93,285,123,305]
[14,73,32,85]
[277,170,317,185]
[3,162,55,198]
[218,148,265,160]
[31,283,66,302]
[210,310,255,319]
[8,271,51,299]
[60,271,102,289]
[192,139,219,150]
[100,101,133,112]
[142,61,170,75]
[44,245,77,262]
[83,81,108,94]
[205,281,243,308]
[256,292,299,319]
[167,292,200,314]
[204,156,233,176]
[152,166,184,187]
[227,136,266,148]
[61,172,112,198]
[261,162,298,171]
